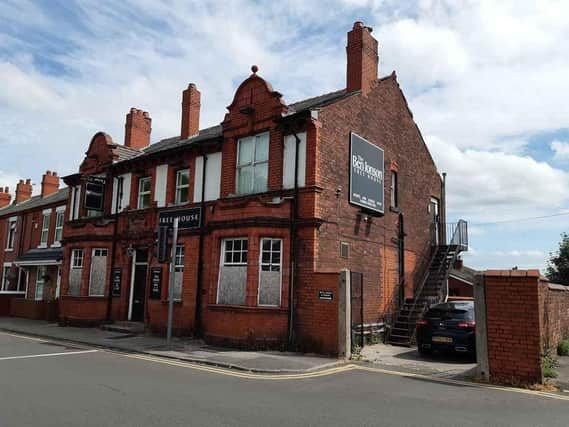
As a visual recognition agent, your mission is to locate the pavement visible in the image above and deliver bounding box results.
[1,332,568,427]
[360,343,477,380]
[555,355,569,391]
[0,317,338,374]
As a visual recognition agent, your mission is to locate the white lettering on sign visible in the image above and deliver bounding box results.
[352,155,383,183]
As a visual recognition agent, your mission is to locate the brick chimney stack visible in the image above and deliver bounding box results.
[124,108,152,150]
[346,21,379,96]
[15,179,32,204]
[0,187,10,208]
[181,83,201,139]
[41,171,59,198]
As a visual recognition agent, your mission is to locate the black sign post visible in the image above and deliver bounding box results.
[150,267,163,300]
[158,207,201,230]
[349,132,384,214]
[318,290,334,301]
[111,267,122,297]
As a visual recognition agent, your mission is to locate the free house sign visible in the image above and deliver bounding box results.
[349,132,384,214]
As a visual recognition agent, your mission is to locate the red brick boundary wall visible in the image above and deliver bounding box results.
[295,272,340,355]
[10,299,58,321]
[540,282,569,353]
[484,270,543,385]
[483,270,569,385]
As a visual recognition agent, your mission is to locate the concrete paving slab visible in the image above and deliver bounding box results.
[360,343,477,379]
[0,317,339,373]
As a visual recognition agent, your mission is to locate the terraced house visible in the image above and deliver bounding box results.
[1,22,467,354]
[0,174,68,319]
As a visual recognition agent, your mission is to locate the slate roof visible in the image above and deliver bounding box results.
[114,145,143,162]
[287,89,350,113]
[15,247,63,265]
[143,124,223,156]
[449,265,478,285]
[114,89,350,165]
[0,187,68,218]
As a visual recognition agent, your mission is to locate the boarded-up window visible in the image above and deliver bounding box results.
[89,248,108,296]
[217,238,247,305]
[174,245,184,300]
[68,249,84,296]
[258,238,282,306]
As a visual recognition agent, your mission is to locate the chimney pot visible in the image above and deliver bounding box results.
[124,107,152,150]
[346,21,379,96]
[181,83,201,139]
[15,179,33,204]
[0,186,10,208]
[41,170,60,198]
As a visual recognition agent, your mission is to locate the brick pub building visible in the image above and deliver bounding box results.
[4,22,458,354]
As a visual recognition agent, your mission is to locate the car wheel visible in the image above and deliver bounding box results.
[418,345,432,356]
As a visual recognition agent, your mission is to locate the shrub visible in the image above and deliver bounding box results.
[557,339,569,357]
[542,353,558,378]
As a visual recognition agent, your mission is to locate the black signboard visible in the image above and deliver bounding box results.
[318,290,334,301]
[150,267,163,300]
[158,207,201,230]
[84,176,105,211]
[111,267,122,297]
[349,132,384,214]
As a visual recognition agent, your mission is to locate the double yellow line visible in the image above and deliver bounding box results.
[118,352,569,402]
[118,352,354,380]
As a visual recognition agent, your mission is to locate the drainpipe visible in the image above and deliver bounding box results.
[106,175,122,321]
[398,213,405,307]
[441,172,449,302]
[194,154,207,337]
[441,172,447,244]
[287,131,301,349]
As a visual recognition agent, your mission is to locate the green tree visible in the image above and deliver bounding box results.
[546,233,569,285]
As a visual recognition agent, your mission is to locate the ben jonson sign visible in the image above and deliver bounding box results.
[349,132,384,214]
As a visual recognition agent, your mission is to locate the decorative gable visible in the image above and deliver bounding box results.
[222,66,288,134]
[79,132,118,174]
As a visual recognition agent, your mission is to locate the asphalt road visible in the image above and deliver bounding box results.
[0,332,567,427]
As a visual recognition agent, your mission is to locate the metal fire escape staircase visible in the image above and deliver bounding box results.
[388,220,468,347]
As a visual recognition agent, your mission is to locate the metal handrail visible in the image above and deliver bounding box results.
[445,220,468,250]
[404,220,469,340]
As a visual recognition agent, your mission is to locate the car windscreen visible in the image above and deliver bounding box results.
[425,308,473,320]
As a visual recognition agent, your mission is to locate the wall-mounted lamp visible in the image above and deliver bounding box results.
[126,245,134,258]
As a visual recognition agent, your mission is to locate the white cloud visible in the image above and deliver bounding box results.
[372,0,569,151]
[464,246,550,272]
[1,0,569,272]
[428,136,569,222]
[551,140,569,160]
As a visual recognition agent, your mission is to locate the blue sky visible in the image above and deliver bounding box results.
[1,0,568,272]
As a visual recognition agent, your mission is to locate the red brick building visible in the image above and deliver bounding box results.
[0,174,68,319]
[14,21,452,354]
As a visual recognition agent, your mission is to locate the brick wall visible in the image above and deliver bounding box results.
[484,270,543,385]
[448,277,473,298]
[295,272,339,355]
[315,75,442,325]
[540,281,569,353]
